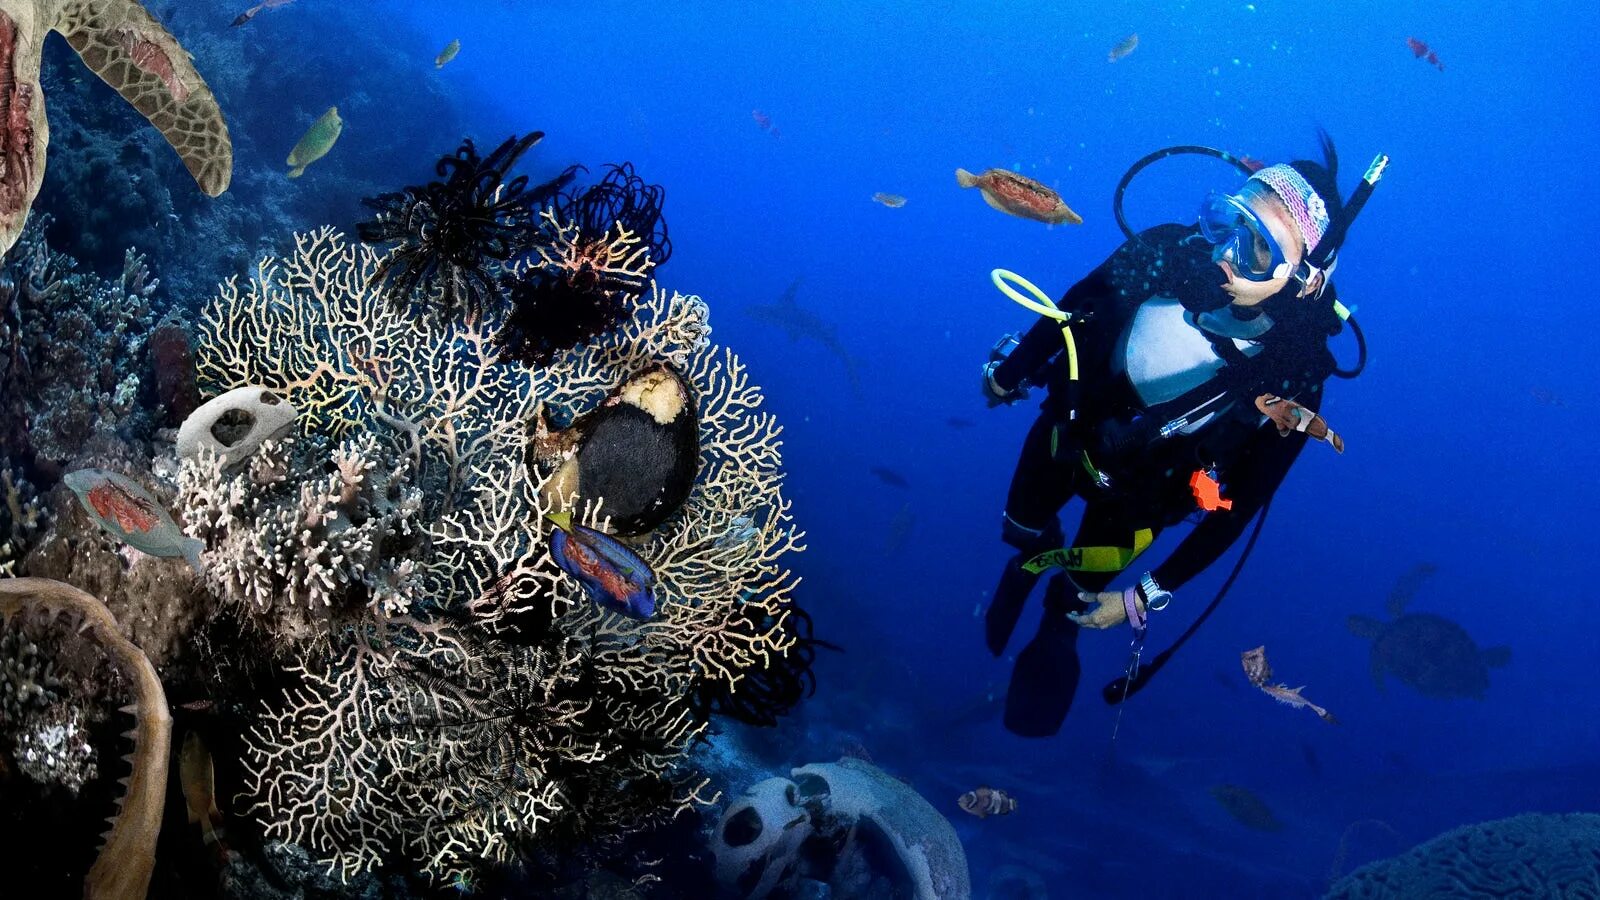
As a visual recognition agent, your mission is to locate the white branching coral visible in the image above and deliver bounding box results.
[191,227,805,884]
[179,433,424,638]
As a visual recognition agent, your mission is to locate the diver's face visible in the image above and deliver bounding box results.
[1217,189,1305,307]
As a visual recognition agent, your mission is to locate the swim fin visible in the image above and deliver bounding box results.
[985,554,1041,656]
[1003,575,1085,738]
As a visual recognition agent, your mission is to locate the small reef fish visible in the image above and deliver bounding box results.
[1208,783,1283,832]
[958,786,1017,819]
[436,39,461,68]
[1530,386,1567,408]
[547,511,657,619]
[955,168,1082,225]
[713,515,761,551]
[1255,394,1343,453]
[1237,154,1268,173]
[180,731,229,862]
[231,0,296,27]
[1241,646,1337,724]
[1108,33,1139,62]
[64,469,205,574]
[870,466,909,489]
[872,192,907,209]
[752,109,781,139]
[286,107,343,179]
[1406,37,1445,71]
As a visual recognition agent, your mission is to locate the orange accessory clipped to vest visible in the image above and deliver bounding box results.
[1189,468,1233,512]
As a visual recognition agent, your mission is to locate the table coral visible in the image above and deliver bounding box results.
[189,227,806,885]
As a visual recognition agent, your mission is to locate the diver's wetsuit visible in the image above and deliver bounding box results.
[986,223,1341,737]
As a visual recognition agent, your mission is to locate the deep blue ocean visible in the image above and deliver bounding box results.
[387,1,1600,890]
[7,0,1600,896]
[400,0,1600,894]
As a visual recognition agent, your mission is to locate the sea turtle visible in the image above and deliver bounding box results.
[0,0,233,254]
[1347,579,1510,699]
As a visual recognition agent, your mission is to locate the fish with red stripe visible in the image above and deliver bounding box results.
[546,511,657,619]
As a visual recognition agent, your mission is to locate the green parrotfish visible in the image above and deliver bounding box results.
[286,106,342,179]
[436,38,461,68]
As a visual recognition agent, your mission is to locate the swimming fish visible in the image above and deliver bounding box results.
[872,192,907,209]
[63,469,205,574]
[1241,646,1337,724]
[547,511,657,619]
[286,107,343,179]
[435,39,461,68]
[1108,33,1139,62]
[752,109,780,138]
[957,786,1017,819]
[955,168,1082,225]
[1208,784,1283,832]
[869,465,910,488]
[231,0,296,27]
[179,731,229,862]
[1255,394,1343,453]
[1405,37,1445,71]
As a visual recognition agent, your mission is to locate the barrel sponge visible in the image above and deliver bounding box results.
[1325,813,1600,899]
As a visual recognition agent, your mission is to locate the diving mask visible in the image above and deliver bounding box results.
[1198,191,1294,283]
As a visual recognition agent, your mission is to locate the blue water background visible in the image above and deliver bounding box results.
[294,0,1597,893]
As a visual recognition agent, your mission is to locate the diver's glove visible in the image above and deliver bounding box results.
[981,360,1028,408]
[1071,574,1172,630]
[1070,589,1140,630]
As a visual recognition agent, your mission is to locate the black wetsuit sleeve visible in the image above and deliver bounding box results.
[1150,426,1308,593]
[990,265,1115,394]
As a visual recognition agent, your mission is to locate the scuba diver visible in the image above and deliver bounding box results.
[980,134,1383,738]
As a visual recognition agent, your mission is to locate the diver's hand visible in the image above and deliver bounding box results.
[982,360,1027,408]
[1070,588,1142,630]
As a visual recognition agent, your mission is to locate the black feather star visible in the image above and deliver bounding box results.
[490,269,629,368]
[357,133,573,321]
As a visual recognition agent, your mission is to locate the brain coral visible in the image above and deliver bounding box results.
[1325,813,1600,899]
[186,226,808,885]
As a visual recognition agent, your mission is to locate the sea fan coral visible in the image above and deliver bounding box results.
[357,132,572,321]
[193,227,804,884]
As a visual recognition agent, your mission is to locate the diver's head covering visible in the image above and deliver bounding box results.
[1247,131,1342,258]
[1248,165,1330,256]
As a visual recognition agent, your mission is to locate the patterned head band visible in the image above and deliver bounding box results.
[1248,164,1330,257]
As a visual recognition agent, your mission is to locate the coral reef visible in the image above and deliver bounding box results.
[180,434,424,639]
[0,628,96,792]
[0,577,172,900]
[1,466,44,576]
[1325,813,1600,898]
[188,226,808,885]
[0,218,160,471]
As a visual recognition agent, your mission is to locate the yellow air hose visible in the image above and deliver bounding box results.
[991,268,1077,380]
